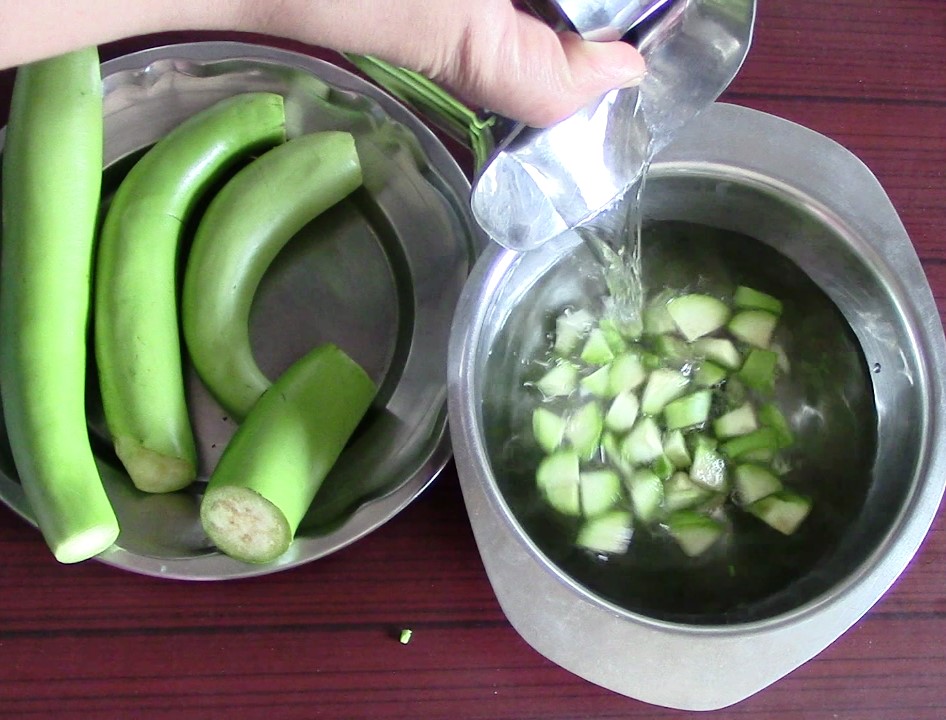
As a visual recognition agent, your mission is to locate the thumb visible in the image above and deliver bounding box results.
[434,11,646,127]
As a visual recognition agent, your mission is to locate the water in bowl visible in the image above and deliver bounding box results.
[481,221,877,624]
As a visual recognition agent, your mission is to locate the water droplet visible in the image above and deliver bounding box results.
[872,362,882,374]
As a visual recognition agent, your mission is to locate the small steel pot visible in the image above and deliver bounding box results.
[447,103,946,710]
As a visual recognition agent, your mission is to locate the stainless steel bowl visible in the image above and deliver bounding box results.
[0,42,483,579]
[448,103,946,709]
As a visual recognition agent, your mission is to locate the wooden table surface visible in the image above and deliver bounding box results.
[1,1,945,718]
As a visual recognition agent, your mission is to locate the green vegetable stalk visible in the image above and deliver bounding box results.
[94,92,287,493]
[0,48,120,563]
[200,343,376,564]
[182,131,363,420]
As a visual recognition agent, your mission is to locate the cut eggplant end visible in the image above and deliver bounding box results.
[114,436,196,493]
[53,525,121,565]
[200,485,292,564]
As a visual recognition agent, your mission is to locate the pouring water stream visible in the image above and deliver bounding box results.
[470,0,757,312]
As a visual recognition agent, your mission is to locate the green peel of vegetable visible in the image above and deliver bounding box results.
[182,131,363,420]
[200,344,376,564]
[95,91,288,493]
[0,48,120,562]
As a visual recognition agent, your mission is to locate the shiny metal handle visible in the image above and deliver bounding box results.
[529,0,674,40]
[471,0,758,251]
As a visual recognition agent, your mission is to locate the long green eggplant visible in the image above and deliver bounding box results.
[181,131,363,420]
[0,48,120,563]
[200,343,376,564]
[94,92,286,493]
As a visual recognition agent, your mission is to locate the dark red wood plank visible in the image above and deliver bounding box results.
[1,1,945,718]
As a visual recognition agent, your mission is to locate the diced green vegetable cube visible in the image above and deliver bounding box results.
[621,417,664,464]
[536,450,581,515]
[598,317,629,354]
[613,314,643,342]
[720,427,780,460]
[642,292,676,335]
[692,337,742,370]
[580,328,616,365]
[749,491,811,535]
[740,447,776,463]
[565,402,604,459]
[693,360,728,387]
[651,453,675,481]
[667,293,731,341]
[663,472,712,511]
[642,352,663,370]
[626,468,664,523]
[733,286,783,315]
[666,511,726,557]
[688,433,717,453]
[695,492,728,515]
[733,463,783,505]
[655,334,690,363]
[728,309,778,348]
[713,402,758,439]
[605,389,640,433]
[600,431,632,475]
[609,352,647,394]
[580,364,613,398]
[662,429,691,469]
[532,407,565,453]
[553,308,594,356]
[663,390,713,430]
[737,348,779,395]
[579,468,623,517]
[641,368,689,415]
[576,510,633,554]
[690,440,727,492]
[535,361,578,398]
[758,402,794,448]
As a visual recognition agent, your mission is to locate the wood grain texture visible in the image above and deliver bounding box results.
[1,1,945,718]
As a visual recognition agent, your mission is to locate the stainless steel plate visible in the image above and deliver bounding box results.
[0,41,482,579]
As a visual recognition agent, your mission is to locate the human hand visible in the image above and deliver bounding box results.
[1,0,646,127]
[275,0,647,127]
